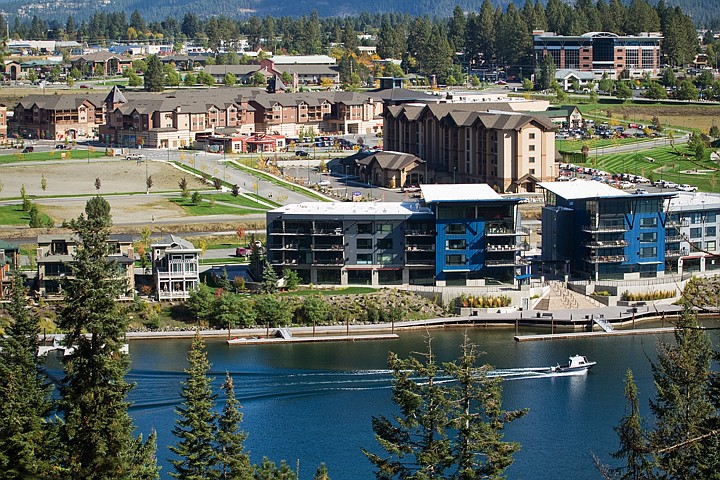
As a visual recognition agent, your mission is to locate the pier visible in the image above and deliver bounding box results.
[227,333,399,345]
[515,327,677,342]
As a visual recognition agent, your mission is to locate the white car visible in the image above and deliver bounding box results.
[316,180,331,187]
[677,184,697,192]
[619,181,635,189]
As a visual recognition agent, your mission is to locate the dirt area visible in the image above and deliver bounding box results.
[0,159,206,226]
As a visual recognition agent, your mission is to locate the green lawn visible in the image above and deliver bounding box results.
[0,204,54,226]
[279,286,378,297]
[0,205,32,225]
[557,136,655,153]
[227,162,330,202]
[0,149,107,164]
[211,192,275,209]
[199,257,249,265]
[576,145,720,192]
[170,198,261,216]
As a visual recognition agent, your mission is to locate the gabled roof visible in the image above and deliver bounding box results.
[152,234,198,250]
[366,151,423,171]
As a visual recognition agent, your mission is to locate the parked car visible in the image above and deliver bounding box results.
[22,146,34,153]
[295,150,309,157]
[316,179,331,187]
[126,153,145,161]
[677,184,697,192]
[55,144,67,149]
[402,185,421,192]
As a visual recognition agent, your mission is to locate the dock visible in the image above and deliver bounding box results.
[226,333,399,346]
[515,327,676,342]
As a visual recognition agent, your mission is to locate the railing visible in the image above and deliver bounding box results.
[665,250,688,258]
[312,244,344,251]
[156,270,199,278]
[485,226,530,236]
[584,240,628,248]
[405,230,436,236]
[582,225,628,233]
[485,259,531,267]
[405,260,435,266]
[270,259,299,266]
[269,244,299,250]
[585,255,627,263]
[269,229,308,235]
[486,244,522,252]
[665,236,682,243]
[406,244,435,251]
[311,229,343,236]
[570,272,694,287]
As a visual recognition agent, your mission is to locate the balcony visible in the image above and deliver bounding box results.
[485,225,530,236]
[584,255,627,263]
[270,258,299,266]
[584,240,628,248]
[405,230,435,236]
[269,229,308,235]
[312,258,344,266]
[665,249,688,258]
[486,244,522,252]
[405,259,435,266]
[582,225,628,233]
[485,259,531,267]
[269,243,299,250]
[312,244,344,251]
[665,235,682,243]
[311,228,344,236]
[406,244,435,252]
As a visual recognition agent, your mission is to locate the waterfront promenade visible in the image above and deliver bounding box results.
[110,302,697,342]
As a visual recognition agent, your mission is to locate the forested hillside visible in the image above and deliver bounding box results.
[1,0,719,27]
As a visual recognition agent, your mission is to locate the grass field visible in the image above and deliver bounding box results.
[227,162,331,202]
[279,286,377,297]
[170,198,262,216]
[211,192,276,209]
[0,204,54,226]
[579,103,720,133]
[0,149,107,164]
[557,136,657,153]
[577,145,720,192]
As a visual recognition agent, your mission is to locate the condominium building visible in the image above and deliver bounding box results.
[383,103,556,193]
[265,184,527,287]
[540,181,675,281]
[12,93,107,140]
[533,31,663,79]
[665,192,720,275]
[151,235,200,300]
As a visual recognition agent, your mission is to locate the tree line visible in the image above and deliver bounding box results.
[1,0,701,84]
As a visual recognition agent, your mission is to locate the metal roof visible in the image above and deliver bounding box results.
[420,184,504,203]
[539,180,631,200]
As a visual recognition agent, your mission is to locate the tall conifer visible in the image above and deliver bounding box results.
[217,373,253,480]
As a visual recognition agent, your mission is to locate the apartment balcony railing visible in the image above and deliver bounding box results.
[584,255,627,263]
[485,226,530,236]
[311,229,343,236]
[269,229,309,235]
[665,235,683,243]
[269,244,299,250]
[405,230,436,236]
[665,250,688,258]
[584,240,629,248]
[405,244,435,251]
[486,244,522,252]
[582,225,628,233]
[156,270,199,279]
[312,244,344,251]
[485,259,531,267]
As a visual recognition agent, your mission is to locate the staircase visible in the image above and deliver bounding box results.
[535,281,604,310]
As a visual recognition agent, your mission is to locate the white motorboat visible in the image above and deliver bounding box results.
[549,355,596,374]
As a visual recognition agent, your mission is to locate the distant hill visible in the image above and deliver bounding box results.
[3,0,719,27]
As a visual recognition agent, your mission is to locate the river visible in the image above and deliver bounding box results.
[45,323,720,479]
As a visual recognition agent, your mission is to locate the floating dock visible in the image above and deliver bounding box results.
[515,327,676,342]
[227,333,399,346]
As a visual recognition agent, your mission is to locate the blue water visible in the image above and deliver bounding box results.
[44,324,720,479]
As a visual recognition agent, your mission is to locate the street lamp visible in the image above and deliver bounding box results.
[453,166,457,184]
[145,159,149,194]
[345,164,348,197]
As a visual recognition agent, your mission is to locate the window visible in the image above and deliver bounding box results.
[446,224,466,235]
[357,238,372,249]
[640,217,657,228]
[706,241,717,252]
[357,223,372,234]
[529,133,536,139]
[445,254,467,266]
[639,246,657,258]
[377,253,393,265]
[376,223,392,234]
[445,239,466,250]
[529,169,535,175]
[706,212,717,223]
[529,145,535,151]
[706,226,717,237]
[639,232,657,242]
[529,156,535,163]
[357,253,372,264]
[377,238,393,250]
[690,227,702,239]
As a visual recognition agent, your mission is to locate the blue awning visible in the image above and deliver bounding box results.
[515,273,532,279]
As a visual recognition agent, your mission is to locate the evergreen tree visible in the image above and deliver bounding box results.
[170,331,219,479]
[611,370,653,479]
[313,464,330,480]
[144,54,164,92]
[446,338,526,479]
[217,373,253,480]
[363,340,455,478]
[58,196,158,479]
[448,6,466,55]
[649,304,719,477]
[262,260,279,294]
[255,457,297,479]
[0,270,58,478]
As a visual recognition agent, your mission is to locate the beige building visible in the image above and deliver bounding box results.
[36,234,135,298]
[383,103,556,193]
[12,93,106,140]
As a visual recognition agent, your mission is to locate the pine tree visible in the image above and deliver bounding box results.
[648,304,718,477]
[444,337,527,479]
[58,196,158,479]
[170,331,219,479]
[0,270,58,478]
[144,54,164,92]
[217,373,253,480]
[262,260,279,294]
[254,457,297,480]
[363,340,454,479]
[611,370,653,479]
[313,463,330,480]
